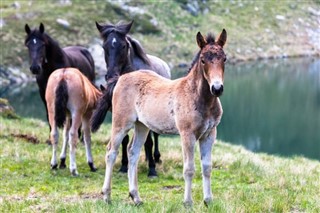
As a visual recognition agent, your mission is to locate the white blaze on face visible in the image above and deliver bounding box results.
[112,37,117,47]
[33,38,37,44]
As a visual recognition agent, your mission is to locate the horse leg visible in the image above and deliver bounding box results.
[59,117,70,169]
[199,128,216,206]
[128,122,149,205]
[68,113,82,176]
[82,115,97,172]
[48,111,58,169]
[102,127,129,203]
[153,132,161,163]
[144,132,157,177]
[119,135,129,173]
[180,132,196,206]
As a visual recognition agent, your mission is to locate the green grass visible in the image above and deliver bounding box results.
[1,114,319,212]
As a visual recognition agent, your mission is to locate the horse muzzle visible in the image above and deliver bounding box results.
[211,84,224,97]
[30,64,42,75]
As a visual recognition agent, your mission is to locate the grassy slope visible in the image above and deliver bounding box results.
[0,0,319,70]
[1,115,319,212]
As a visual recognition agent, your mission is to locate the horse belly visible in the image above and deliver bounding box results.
[136,96,178,135]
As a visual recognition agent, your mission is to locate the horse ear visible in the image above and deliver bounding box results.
[96,21,103,32]
[39,23,45,34]
[196,32,206,49]
[25,24,31,34]
[100,84,106,91]
[123,20,134,35]
[216,29,227,47]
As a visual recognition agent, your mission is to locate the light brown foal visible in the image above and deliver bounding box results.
[102,29,227,205]
[46,68,102,176]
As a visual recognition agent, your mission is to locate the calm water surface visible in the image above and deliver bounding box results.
[1,58,319,160]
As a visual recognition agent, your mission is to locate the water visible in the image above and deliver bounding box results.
[1,58,319,160]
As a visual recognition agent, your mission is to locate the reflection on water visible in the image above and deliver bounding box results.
[1,58,319,160]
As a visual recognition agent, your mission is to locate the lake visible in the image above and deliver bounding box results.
[1,58,319,160]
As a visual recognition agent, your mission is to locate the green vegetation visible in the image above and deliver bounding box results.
[1,114,319,212]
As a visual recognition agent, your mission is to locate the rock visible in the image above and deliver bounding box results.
[0,98,19,119]
[0,19,5,28]
[308,7,320,16]
[276,15,285,21]
[56,18,70,29]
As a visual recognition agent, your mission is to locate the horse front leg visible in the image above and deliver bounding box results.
[144,132,157,177]
[102,128,128,203]
[180,132,196,206]
[119,134,129,173]
[199,128,216,206]
[59,117,70,169]
[128,122,149,205]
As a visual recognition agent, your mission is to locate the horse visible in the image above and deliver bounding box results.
[24,23,96,170]
[101,29,227,205]
[46,68,102,176]
[91,20,171,177]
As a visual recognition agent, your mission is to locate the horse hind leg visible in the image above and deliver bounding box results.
[128,122,149,205]
[82,115,97,172]
[59,117,70,169]
[153,132,161,163]
[48,111,59,169]
[68,112,82,176]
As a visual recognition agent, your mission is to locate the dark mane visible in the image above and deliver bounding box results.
[206,33,215,44]
[99,22,129,39]
[188,51,200,73]
[127,36,150,65]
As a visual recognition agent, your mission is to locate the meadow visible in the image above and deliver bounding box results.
[1,110,319,212]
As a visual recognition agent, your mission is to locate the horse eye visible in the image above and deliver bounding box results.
[201,59,205,64]
[224,57,227,62]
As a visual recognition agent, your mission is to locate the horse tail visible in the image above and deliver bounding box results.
[91,77,118,132]
[80,49,95,82]
[55,79,68,128]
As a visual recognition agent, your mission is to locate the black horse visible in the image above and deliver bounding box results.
[25,23,96,171]
[91,20,171,177]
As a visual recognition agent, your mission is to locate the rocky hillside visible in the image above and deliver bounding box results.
[0,0,319,84]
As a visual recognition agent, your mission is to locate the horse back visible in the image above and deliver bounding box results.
[63,46,95,82]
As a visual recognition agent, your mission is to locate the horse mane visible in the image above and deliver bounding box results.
[187,33,216,73]
[127,36,150,65]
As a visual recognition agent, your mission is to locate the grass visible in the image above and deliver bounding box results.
[1,112,319,212]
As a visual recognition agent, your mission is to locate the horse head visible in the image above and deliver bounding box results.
[96,20,133,80]
[25,23,48,75]
[196,29,227,97]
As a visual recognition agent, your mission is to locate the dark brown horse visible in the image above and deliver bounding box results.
[102,29,227,205]
[92,21,171,177]
[25,23,95,170]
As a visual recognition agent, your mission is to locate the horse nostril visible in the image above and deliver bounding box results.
[211,84,224,96]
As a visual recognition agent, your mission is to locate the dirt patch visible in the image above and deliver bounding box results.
[162,185,182,190]
[10,133,39,144]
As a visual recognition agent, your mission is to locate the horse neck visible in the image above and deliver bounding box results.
[43,35,65,73]
[187,62,216,105]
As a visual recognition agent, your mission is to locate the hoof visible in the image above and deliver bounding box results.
[147,168,158,178]
[155,158,162,164]
[71,169,79,176]
[129,191,143,206]
[118,165,128,173]
[102,191,111,204]
[204,198,213,207]
[88,162,97,172]
[59,158,66,169]
[51,164,58,170]
[183,200,193,208]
